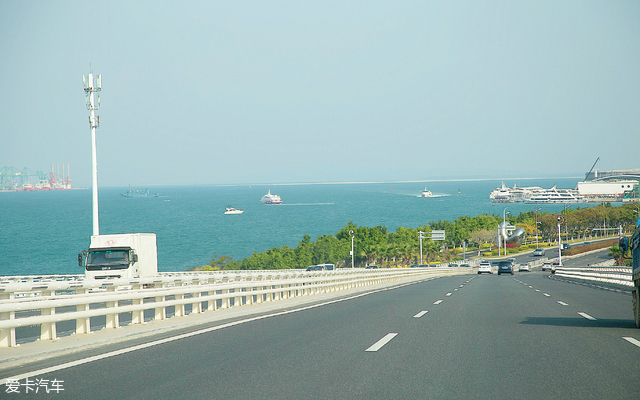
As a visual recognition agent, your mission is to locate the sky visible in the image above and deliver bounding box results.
[1,1,639,188]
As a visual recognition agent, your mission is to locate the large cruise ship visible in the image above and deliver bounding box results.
[261,190,282,204]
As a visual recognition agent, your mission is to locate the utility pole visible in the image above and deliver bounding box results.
[83,67,102,236]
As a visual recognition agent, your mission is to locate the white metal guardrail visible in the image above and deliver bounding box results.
[552,266,633,289]
[0,267,471,347]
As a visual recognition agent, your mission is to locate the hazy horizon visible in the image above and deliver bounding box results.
[2,1,638,188]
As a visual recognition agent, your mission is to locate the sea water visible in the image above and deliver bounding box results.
[0,178,588,276]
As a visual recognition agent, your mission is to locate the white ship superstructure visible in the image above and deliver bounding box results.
[522,185,585,203]
[490,182,544,202]
[261,190,282,204]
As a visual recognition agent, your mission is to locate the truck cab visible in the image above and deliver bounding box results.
[79,233,158,279]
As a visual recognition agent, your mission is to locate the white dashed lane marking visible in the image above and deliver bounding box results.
[413,311,428,318]
[623,337,640,348]
[578,312,597,320]
[557,301,568,306]
[543,293,551,297]
[366,333,398,352]
[433,300,444,305]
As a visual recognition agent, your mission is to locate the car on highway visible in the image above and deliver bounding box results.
[477,261,492,274]
[560,243,571,250]
[541,262,552,272]
[518,263,531,272]
[365,265,379,269]
[533,248,545,256]
[497,261,514,275]
[459,263,471,268]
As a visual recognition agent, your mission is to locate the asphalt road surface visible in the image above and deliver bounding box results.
[3,268,639,399]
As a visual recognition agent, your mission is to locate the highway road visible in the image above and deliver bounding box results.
[3,266,639,399]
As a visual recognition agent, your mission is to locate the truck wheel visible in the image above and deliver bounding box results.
[633,289,640,329]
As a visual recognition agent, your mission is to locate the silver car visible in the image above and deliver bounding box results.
[518,263,531,272]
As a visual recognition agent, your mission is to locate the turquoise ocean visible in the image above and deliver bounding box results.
[1,178,591,276]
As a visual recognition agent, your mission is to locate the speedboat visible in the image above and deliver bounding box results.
[224,207,244,215]
[421,187,433,197]
[261,190,282,204]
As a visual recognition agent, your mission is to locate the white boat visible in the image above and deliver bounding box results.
[261,190,282,204]
[522,185,585,203]
[421,187,434,197]
[490,182,544,202]
[224,207,244,215]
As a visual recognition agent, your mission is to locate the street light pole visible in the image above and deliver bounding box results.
[534,205,540,249]
[557,216,564,266]
[349,230,354,268]
[502,208,510,256]
[418,231,424,265]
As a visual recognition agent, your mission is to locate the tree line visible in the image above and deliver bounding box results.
[189,203,640,271]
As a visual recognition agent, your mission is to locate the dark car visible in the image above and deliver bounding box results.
[496,261,514,275]
[365,265,379,269]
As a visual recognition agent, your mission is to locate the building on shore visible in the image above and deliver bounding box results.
[584,168,640,182]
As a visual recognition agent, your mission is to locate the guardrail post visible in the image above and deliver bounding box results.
[192,292,201,314]
[155,283,166,321]
[105,286,118,329]
[75,289,91,334]
[131,284,143,325]
[0,292,16,347]
[175,293,184,317]
[40,290,57,341]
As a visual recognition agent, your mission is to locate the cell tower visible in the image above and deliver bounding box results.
[83,67,101,236]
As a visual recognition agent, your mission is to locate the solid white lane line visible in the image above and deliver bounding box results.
[413,311,429,318]
[557,301,568,306]
[623,337,640,348]
[433,299,444,305]
[578,312,597,320]
[366,333,398,352]
[543,293,551,297]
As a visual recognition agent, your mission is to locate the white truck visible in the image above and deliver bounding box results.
[78,233,158,279]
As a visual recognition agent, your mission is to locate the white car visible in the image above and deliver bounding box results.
[478,261,492,274]
[518,263,531,272]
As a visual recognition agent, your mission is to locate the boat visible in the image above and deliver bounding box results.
[224,207,244,215]
[489,182,544,202]
[261,190,282,204]
[522,185,585,203]
[120,186,159,198]
[421,187,434,197]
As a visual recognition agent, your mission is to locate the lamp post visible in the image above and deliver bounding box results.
[557,216,564,266]
[534,206,540,249]
[349,230,354,268]
[418,231,425,265]
[503,208,510,256]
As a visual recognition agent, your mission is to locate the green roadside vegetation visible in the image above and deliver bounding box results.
[188,203,640,271]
